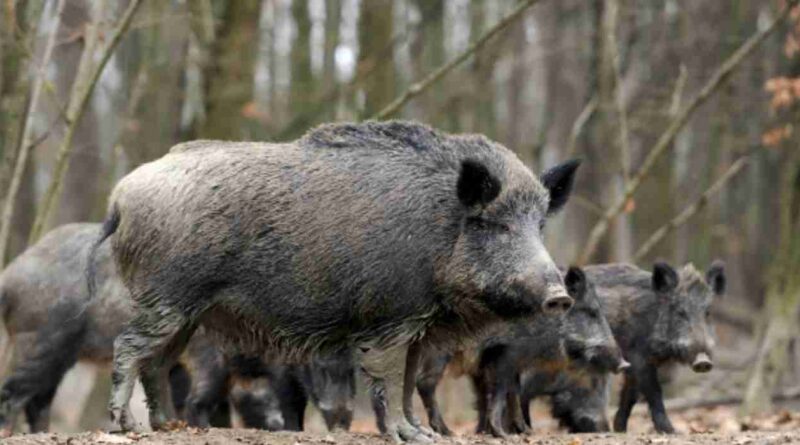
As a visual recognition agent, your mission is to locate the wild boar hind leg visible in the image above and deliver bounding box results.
[110,306,198,432]
[360,343,433,443]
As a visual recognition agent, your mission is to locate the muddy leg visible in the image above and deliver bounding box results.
[110,308,196,432]
[506,390,529,435]
[416,350,451,436]
[360,343,431,443]
[613,372,638,433]
[473,374,489,434]
[639,364,674,434]
[520,392,533,429]
[24,386,57,433]
[403,342,438,439]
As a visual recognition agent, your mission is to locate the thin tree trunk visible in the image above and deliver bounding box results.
[322,0,341,122]
[199,1,260,140]
[27,0,143,243]
[741,151,800,415]
[358,0,395,118]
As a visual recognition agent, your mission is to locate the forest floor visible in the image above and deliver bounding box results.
[5,406,800,445]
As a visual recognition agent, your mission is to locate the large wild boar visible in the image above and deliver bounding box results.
[584,262,725,433]
[91,120,580,441]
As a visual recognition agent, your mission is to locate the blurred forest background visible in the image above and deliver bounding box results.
[2,0,800,434]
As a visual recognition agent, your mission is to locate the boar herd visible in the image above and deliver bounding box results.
[0,121,724,441]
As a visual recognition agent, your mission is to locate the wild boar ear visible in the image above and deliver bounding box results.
[652,262,679,295]
[541,159,581,215]
[706,260,726,297]
[457,159,502,208]
[564,266,587,300]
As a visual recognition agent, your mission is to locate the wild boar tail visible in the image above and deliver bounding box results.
[86,204,121,301]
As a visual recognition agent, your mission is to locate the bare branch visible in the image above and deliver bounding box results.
[576,0,797,265]
[566,95,598,157]
[28,0,143,243]
[0,0,66,267]
[633,156,749,262]
[669,64,688,117]
[369,0,543,121]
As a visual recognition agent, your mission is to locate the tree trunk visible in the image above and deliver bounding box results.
[52,0,101,226]
[199,1,260,140]
[741,150,800,415]
[322,0,341,122]
[358,0,395,118]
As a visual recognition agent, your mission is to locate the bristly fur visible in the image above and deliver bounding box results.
[584,261,722,434]
[108,120,563,359]
[106,120,579,434]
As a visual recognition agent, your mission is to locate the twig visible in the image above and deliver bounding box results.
[370,0,543,120]
[633,156,749,262]
[0,0,66,267]
[571,194,605,217]
[28,0,143,243]
[575,0,798,265]
[566,95,598,157]
[669,64,688,117]
[605,0,631,184]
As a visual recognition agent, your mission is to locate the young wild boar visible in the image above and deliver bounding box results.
[187,350,356,432]
[474,267,626,437]
[584,262,726,433]
[295,349,357,431]
[404,267,626,437]
[91,120,580,441]
[519,371,611,433]
[0,224,294,435]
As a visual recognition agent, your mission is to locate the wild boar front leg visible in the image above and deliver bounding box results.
[360,343,431,443]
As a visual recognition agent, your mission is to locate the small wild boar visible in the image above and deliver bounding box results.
[584,262,725,433]
[474,267,625,437]
[519,371,611,433]
[401,267,626,437]
[92,120,580,441]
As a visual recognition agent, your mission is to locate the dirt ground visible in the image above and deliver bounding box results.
[5,408,800,445]
[4,428,800,445]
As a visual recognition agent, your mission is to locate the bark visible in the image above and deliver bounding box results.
[290,0,314,119]
[741,150,800,415]
[198,1,260,140]
[358,0,395,118]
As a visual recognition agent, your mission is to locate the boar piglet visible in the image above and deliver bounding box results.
[296,349,356,431]
[585,261,725,433]
[92,120,580,442]
[474,267,625,437]
[520,372,610,433]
